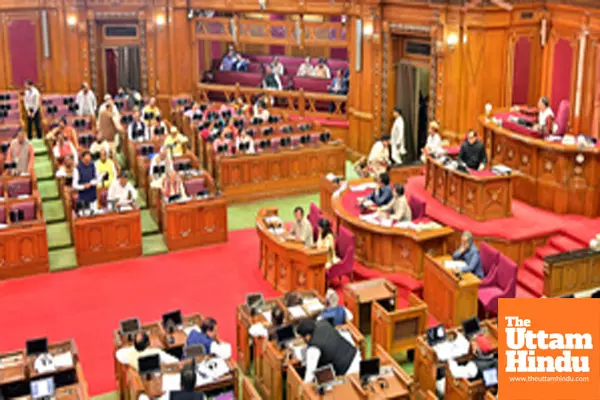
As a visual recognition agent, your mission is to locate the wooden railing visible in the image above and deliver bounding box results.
[304,21,347,47]
[196,82,348,119]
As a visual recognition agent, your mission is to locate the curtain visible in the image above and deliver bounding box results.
[8,19,38,87]
[116,46,141,93]
[396,62,417,163]
[105,49,118,96]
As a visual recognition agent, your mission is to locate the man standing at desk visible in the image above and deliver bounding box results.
[186,318,232,359]
[108,171,137,207]
[452,231,483,279]
[73,151,100,209]
[297,320,361,382]
[458,130,487,170]
[289,206,314,246]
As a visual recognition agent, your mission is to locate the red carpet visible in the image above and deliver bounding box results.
[406,176,599,243]
[0,229,279,396]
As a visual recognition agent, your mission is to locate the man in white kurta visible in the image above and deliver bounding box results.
[367,136,391,177]
[390,107,406,164]
[76,82,97,116]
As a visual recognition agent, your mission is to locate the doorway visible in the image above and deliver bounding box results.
[103,46,141,97]
[395,62,430,163]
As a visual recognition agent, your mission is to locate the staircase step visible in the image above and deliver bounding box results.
[34,158,55,180]
[522,257,545,279]
[141,209,159,236]
[518,268,544,297]
[31,139,48,156]
[142,234,168,256]
[49,247,78,272]
[42,199,66,223]
[548,235,585,252]
[38,179,60,201]
[516,285,537,298]
[535,245,561,259]
[46,222,72,250]
[136,189,147,209]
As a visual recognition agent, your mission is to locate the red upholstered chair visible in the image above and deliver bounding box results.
[479,242,500,288]
[10,200,36,221]
[0,204,6,224]
[328,225,355,283]
[7,178,32,198]
[555,100,570,136]
[308,203,322,243]
[478,254,518,315]
[408,195,426,220]
[184,178,206,197]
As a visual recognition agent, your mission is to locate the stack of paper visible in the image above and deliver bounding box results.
[350,182,376,192]
[162,373,181,392]
[303,298,324,314]
[53,352,74,369]
[288,305,307,319]
[444,260,467,272]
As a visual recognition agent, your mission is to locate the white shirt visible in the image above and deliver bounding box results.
[390,116,406,164]
[367,140,387,163]
[90,140,111,157]
[425,133,442,154]
[108,180,137,205]
[448,359,478,380]
[538,107,558,133]
[272,63,285,76]
[297,63,314,77]
[128,120,149,141]
[53,142,79,164]
[115,346,179,367]
[236,137,255,154]
[72,163,102,190]
[303,329,361,383]
[76,89,97,116]
[24,87,41,114]
[184,109,202,119]
[149,155,173,178]
[254,109,270,122]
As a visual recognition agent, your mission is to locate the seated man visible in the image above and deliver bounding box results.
[117,331,178,370]
[184,102,202,120]
[297,319,361,382]
[6,130,35,175]
[459,130,487,170]
[108,171,137,208]
[55,155,75,179]
[367,135,391,177]
[90,133,111,159]
[220,49,237,71]
[235,128,255,154]
[361,172,393,207]
[53,131,78,166]
[163,127,189,157]
[262,66,282,91]
[73,151,100,210]
[234,53,249,72]
[149,150,172,185]
[95,149,117,189]
[378,184,412,222]
[46,117,78,146]
[150,117,168,140]
[313,58,331,79]
[422,121,442,160]
[168,366,205,400]
[128,111,148,142]
[328,69,348,95]
[185,318,232,359]
[452,231,483,279]
[288,206,314,246]
[249,305,285,339]
[297,57,314,77]
[253,102,270,122]
[318,289,353,326]
[162,170,187,200]
[142,97,161,124]
[513,96,558,135]
[212,130,232,156]
[271,56,285,76]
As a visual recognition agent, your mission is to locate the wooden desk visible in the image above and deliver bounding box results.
[543,248,600,297]
[242,375,262,400]
[423,255,480,328]
[0,201,49,280]
[424,153,513,221]
[331,179,453,279]
[72,209,142,267]
[481,114,600,217]
[136,154,200,202]
[255,323,366,400]
[161,195,228,251]
[286,344,412,400]
[319,175,340,219]
[124,358,237,400]
[236,291,326,376]
[217,143,346,203]
[413,320,498,395]
[256,207,328,296]
[343,278,397,334]
[444,363,486,400]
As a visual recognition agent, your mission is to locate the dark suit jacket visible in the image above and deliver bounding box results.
[169,390,205,400]
[367,185,393,207]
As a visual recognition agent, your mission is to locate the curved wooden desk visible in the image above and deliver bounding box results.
[331,179,453,279]
[256,207,327,296]
[424,153,513,221]
[481,115,600,217]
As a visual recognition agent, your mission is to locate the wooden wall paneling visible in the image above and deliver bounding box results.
[440,9,463,133]
[0,13,9,89]
[2,11,43,90]
[173,9,193,94]
[154,7,170,95]
[146,13,158,96]
[580,36,599,137]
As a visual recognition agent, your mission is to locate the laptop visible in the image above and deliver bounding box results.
[26,338,48,356]
[162,310,183,328]
[359,358,380,382]
[30,377,55,399]
[314,364,336,391]
[426,324,446,346]
[482,367,498,388]
[246,293,264,309]
[138,354,161,376]
[461,317,482,340]
[275,324,296,348]
[120,318,141,337]
[185,344,206,359]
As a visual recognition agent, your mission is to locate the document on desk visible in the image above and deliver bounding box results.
[359,212,379,225]
[289,343,307,363]
[162,372,181,392]
[350,182,377,192]
[262,311,273,324]
[288,305,307,319]
[197,358,230,381]
[444,260,467,272]
[53,352,74,369]
[303,298,324,314]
